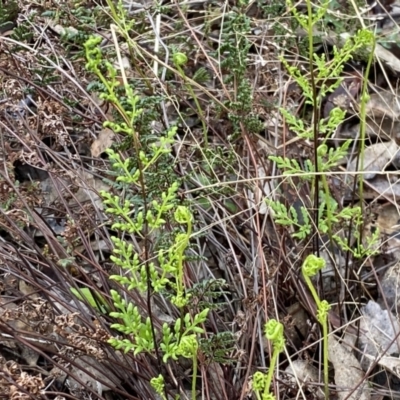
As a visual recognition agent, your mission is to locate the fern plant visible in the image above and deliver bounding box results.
[84,28,209,400]
[267,0,377,259]
[264,1,377,398]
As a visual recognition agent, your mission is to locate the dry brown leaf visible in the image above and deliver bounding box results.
[74,239,110,254]
[366,203,400,260]
[375,203,400,235]
[40,169,110,210]
[66,355,120,395]
[348,140,400,180]
[248,166,273,214]
[328,335,370,400]
[208,362,227,400]
[284,359,324,400]
[341,118,398,142]
[323,75,361,117]
[359,301,400,373]
[19,281,39,298]
[74,171,110,210]
[91,128,115,157]
[282,303,308,349]
[375,43,400,74]
[363,203,400,259]
[44,18,79,37]
[365,90,400,120]
[362,353,400,381]
[381,261,400,312]
[361,175,400,202]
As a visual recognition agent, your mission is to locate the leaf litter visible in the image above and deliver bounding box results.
[328,335,370,400]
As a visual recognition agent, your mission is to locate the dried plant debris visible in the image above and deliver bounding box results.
[366,203,400,259]
[365,90,400,120]
[359,300,400,371]
[340,116,398,143]
[348,140,400,180]
[66,355,120,396]
[282,302,309,349]
[0,358,46,399]
[375,43,400,74]
[323,74,361,117]
[337,89,400,143]
[248,166,273,214]
[40,168,110,210]
[284,359,325,399]
[90,128,115,158]
[380,260,400,313]
[328,335,370,400]
[362,175,400,202]
[207,362,227,400]
[317,238,347,292]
